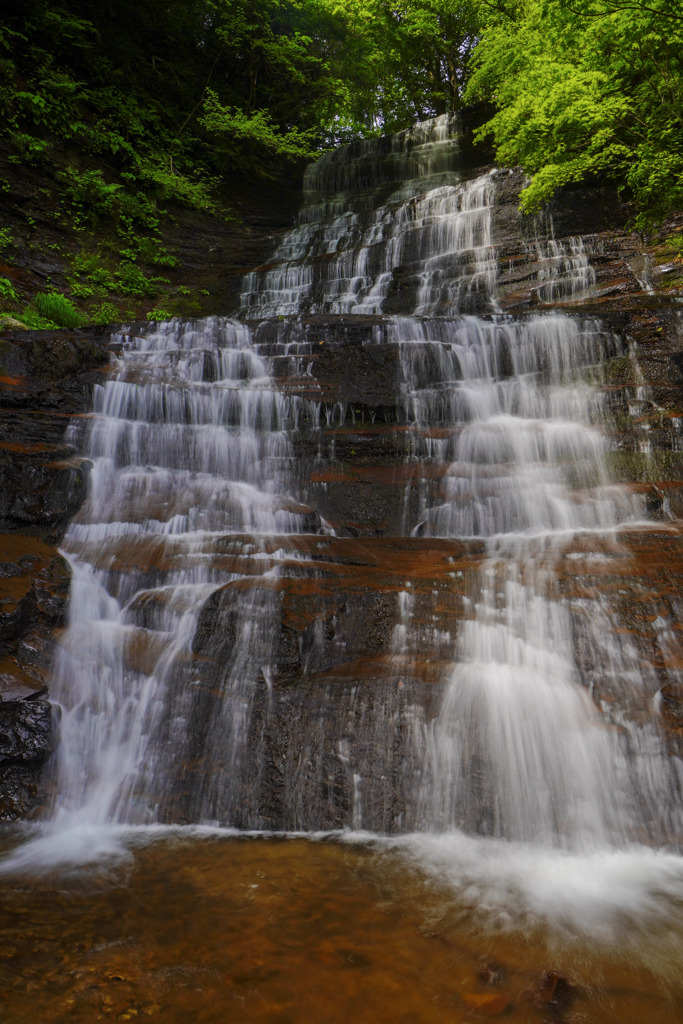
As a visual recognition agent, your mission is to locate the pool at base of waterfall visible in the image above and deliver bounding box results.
[0,829,682,1024]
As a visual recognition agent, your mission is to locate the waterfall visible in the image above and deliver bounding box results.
[240,114,496,317]
[5,114,681,874]
[388,309,679,848]
[43,319,323,833]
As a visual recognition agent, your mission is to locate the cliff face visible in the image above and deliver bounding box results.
[1,128,682,826]
[0,330,110,815]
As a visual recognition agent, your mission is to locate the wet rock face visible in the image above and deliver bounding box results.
[2,128,683,827]
[0,329,111,818]
[0,541,67,818]
[0,698,55,761]
[175,536,472,831]
[0,329,110,539]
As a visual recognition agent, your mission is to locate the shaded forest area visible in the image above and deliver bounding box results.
[0,0,681,327]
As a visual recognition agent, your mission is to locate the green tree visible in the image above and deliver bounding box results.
[316,1,480,136]
[0,0,484,190]
[466,0,683,226]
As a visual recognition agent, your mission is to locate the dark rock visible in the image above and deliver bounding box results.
[537,971,577,1010]
[0,697,54,764]
[0,762,45,820]
[0,582,35,644]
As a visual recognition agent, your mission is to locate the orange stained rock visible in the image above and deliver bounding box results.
[461,992,512,1016]
[0,440,62,453]
[0,534,60,562]
[307,653,453,686]
[310,462,448,484]
[0,575,33,612]
[0,654,47,698]
[62,531,481,585]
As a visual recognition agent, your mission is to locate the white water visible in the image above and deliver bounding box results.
[241,114,497,317]
[38,319,322,834]
[525,235,597,302]
[2,117,682,934]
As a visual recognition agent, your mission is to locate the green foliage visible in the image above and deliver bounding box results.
[201,91,318,171]
[58,167,123,229]
[663,233,683,260]
[88,301,120,325]
[0,1,484,196]
[467,0,683,226]
[0,277,19,301]
[323,0,481,134]
[67,241,178,317]
[69,251,117,296]
[7,133,51,162]
[131,237,179,269]
[146,306,174,322]
[0,228,14,253]
[137,160,222,217]
[15,308,58,330]
[32,291,87,328]
[114,262,169,299]
[59,167,163,235]
[168,286,204,316]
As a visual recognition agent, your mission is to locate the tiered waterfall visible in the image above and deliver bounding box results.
[22,115,683,852]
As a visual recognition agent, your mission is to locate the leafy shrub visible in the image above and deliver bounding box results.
[88,301,120,325]
[18,307,58,330]
[146,306,173,322]
[138,158,222,216]
[58,167,123,228]
[32,291,87,328]
[115,261,169,298]
[69,251,117,295]
[0,277,18,301]
[663,234,683,260]
[136,236,179,268]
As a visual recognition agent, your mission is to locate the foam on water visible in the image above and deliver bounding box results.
[392,831,683,942]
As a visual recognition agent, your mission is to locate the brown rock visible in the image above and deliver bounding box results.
[462,991,511,1015]
[537,970,577,1009]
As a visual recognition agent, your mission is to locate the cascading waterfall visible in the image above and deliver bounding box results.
[389,313,679,848]
[5,114,681,884]
[524,235,597,301]
[241,115,496,317]
[237,113,680,849]
[42,319,323,837]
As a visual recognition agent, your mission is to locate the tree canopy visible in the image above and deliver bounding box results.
[467,0,683,227]
[1,1,682,226]
[0,1,479,192]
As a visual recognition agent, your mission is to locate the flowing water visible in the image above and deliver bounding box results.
[2,114,682,1021]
